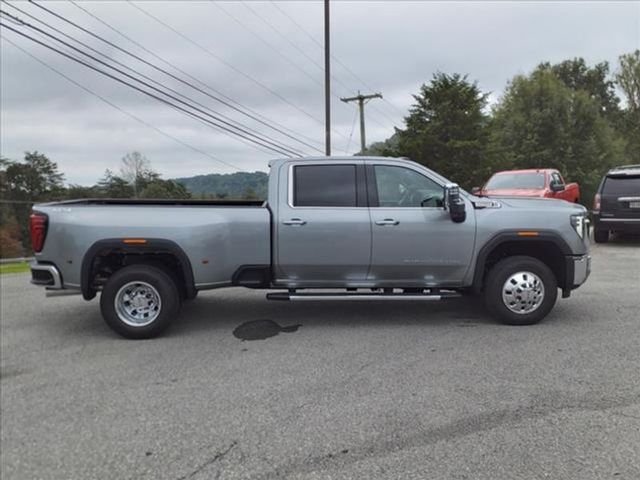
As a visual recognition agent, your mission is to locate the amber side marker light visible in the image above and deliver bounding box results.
[517,231,539,237]
[123,239,147,245]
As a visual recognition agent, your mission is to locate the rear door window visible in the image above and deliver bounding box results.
[602,176,640,196]
[293,164,357,207]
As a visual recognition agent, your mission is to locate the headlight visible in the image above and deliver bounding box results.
[570,214,588,239]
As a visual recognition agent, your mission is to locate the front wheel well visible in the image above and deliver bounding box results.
[476,240,568,291]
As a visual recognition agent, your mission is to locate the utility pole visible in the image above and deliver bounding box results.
[324,0,331,156]
[340,91,383,153]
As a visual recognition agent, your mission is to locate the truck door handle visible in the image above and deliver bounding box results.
[375,218,400,226]
[283,218,307,226]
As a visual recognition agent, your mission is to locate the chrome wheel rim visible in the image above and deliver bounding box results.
[115,281,161,327]
[501,271,545,314]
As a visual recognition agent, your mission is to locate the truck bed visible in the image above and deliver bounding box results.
[32,200,271,290]
[42,198,266,207]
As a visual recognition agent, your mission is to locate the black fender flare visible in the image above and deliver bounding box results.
[80,238,196,300]
[472,230,573,293]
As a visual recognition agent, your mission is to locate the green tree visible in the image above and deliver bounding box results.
[489,68,624,203]
[0,216,25,258]
[615,50,640,162]
[139,179,191,199]
[64,184,102,199]
[97,169,134,198]
[119,151,158,197]
[540,58,619,116]
[616,50,640,111]
[241,187,258,200]
[1,151,64,201]
[0,152,65,251]
[388,73,490,189]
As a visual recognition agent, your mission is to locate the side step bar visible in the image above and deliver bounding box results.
[266,291,461,301]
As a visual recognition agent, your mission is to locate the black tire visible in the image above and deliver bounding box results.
[100,264,181,339]
[594,229,609,243]
[484,256,558,326]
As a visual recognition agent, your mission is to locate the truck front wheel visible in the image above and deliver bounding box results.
[100,264,181,339]
[484,256,557,326]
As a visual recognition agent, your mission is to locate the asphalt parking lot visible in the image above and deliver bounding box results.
[1,237,640,480]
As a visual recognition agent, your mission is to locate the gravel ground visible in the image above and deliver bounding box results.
[1,237,639,479]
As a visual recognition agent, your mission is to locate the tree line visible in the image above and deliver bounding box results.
[368,51,639,203]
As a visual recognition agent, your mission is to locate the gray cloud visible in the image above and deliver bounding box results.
[1,1,638,184]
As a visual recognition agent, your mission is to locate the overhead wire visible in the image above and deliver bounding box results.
[345,106,358,155]
[2,2,308,157]
[2,35,246,172]
[268,0,406,120]
[205,0,352,145]
[66,0,325,151]
[240,0,356,98]
[19,0,318,155]
[0,10,302,157]
[0,20,301,158]
[121,0,333,134]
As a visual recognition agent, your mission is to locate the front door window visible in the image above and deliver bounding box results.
[374,165,443,208]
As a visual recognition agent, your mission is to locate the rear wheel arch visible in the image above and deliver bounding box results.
[81,238,196,301]
[473,232,572,293]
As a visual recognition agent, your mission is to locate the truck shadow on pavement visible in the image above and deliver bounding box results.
[34,288,540,341]
[171,293,496,339]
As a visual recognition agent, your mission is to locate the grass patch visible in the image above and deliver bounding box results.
[0,262,30,274]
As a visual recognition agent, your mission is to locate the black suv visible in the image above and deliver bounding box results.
[592,165,640,243]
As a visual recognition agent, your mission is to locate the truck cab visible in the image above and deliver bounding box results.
[271,157,475,288]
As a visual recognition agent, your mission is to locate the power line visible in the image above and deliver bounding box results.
[206,0,351,144]
[0,21,303,158]
[2,2,308,158]
[120,0,331,132]
[15,1,313,156]
[211,1,325,90]
[1,36,246,172]
[1,11,302,157]
[241,0,356,98]
[340,92,383,153]
[66,0,325,152]
[269,0,406,119]
[345,106,359,155]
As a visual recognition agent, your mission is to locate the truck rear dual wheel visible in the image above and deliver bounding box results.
[484,256,558,326]
[100,265,181,339]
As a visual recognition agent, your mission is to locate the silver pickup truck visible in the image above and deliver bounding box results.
[29,156,591,338]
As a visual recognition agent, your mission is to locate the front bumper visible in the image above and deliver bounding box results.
[30,262,63,289]
[572,254,591,288]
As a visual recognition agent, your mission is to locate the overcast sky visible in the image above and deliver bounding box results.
[1,1,639,185]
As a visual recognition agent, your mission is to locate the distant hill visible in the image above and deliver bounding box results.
[175,171,268,199]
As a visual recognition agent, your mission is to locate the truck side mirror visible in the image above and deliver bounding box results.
[444,184,466,223]
[471,186,481,195]
[550,182,565,192]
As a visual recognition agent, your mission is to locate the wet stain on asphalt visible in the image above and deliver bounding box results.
[233,319,301,341]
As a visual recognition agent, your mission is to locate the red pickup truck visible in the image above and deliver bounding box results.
[475,169,580,203]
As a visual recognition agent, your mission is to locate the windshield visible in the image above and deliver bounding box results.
[485,172,545,190]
